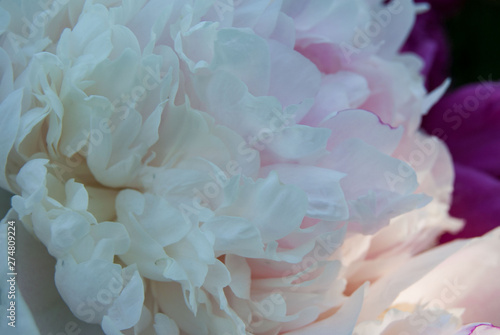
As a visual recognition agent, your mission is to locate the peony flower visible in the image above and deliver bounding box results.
[422,82,500,241]
[0,1,498,335]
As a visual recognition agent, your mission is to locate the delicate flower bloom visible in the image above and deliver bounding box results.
[0,1,498,335]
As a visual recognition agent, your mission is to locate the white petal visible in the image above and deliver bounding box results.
[217,172,308,243]
[106,268,144,330]
[55,257,124,324]
[261,164,348,221]
[6,217,103,334]
[154,313,180,335]
[0,88,22,191]
[268,39,321,107]
[285,283,367,335]
[202,216,264,257]
[321,109,403,156]
[357,239,468,322]
[211,28,270,96]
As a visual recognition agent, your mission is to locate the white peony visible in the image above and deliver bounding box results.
[0,1,498,335]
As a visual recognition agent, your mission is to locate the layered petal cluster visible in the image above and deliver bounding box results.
[0,1,497,335]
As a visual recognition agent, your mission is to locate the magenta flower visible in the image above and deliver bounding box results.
[422,81,500,241]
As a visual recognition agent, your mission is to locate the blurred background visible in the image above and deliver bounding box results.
[446,0,500,87]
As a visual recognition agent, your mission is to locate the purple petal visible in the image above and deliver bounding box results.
[423,82,500,177]
[440,163,500,242]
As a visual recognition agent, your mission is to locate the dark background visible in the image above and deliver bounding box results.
[447,0,500,87]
